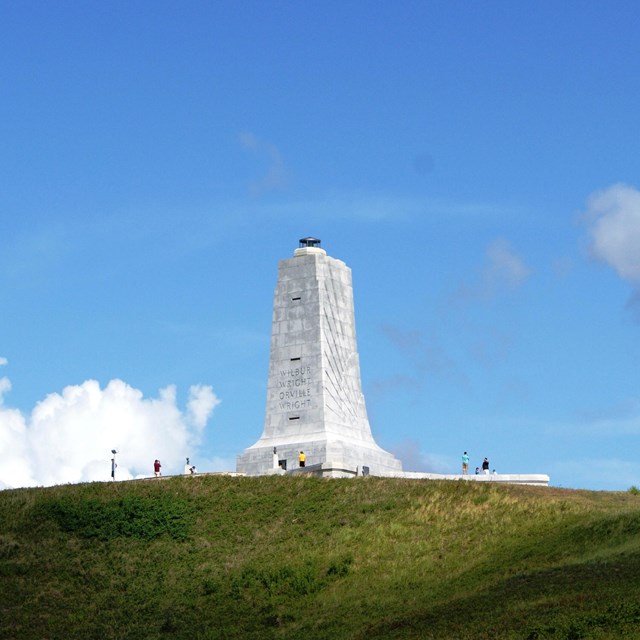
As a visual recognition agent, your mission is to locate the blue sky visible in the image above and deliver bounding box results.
[1,0,639,490]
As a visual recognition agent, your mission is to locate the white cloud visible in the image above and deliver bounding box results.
[391,439,454,474]
[0,391,32,490]
[255,192,519,223]
[0,357,7,367]
[0,376,10,398]
[0,377,220,490]
[454,238,531,303]
[239,131,289,196]
[584,183,640,283]
[187,384,221,430]
[485,238,532,290]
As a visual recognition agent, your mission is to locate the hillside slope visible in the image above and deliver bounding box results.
[1,476,639,639]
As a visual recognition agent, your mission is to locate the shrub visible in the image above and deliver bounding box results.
[32,494,194,541]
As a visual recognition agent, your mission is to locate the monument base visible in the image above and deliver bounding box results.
[251,465,549,486]
[236,438,402,477]
[386,471,550,486]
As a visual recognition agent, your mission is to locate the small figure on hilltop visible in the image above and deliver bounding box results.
[482,457,489,475]
[154,459,162,477]
[299,451,306,468]
[184,457,191,475]
[462,451,470,475]
[475,467,480,475]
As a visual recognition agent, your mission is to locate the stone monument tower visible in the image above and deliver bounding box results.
[237,238,402,477]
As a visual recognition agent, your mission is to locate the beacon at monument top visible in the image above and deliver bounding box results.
[294,236,326,256]
[236,237,402,477]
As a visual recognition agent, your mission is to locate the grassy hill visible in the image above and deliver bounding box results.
[1,475,639,640]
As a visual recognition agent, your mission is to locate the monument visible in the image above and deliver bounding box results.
[237,238,402,477]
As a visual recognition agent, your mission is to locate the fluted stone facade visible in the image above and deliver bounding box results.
[237,242,402,476]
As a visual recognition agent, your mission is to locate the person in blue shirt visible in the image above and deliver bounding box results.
[462,451,470,475]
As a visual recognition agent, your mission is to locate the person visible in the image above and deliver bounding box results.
[299,451,306,468]
[462,451,470,475]
[482,457,489,475]
[184,457,191,475]
[190,465,197,474]
[475,467,480,475]
[154,459,162,477]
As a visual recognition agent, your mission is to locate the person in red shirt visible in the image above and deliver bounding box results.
[154,459,161,477]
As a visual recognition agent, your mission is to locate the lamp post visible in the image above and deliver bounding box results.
[111,449,118,481]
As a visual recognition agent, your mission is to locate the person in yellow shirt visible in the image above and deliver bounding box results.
[299,451,306,468]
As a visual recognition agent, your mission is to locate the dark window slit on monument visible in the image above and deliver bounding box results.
[289,416,300,421]
[290,357,301,361]
[291,296,301,301]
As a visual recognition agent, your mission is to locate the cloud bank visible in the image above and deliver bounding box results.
[0,364,220,490]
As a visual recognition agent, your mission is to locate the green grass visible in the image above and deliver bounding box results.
[1,476,639,639]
